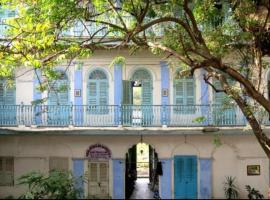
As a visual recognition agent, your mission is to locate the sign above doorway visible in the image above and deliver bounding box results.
[86,144,111,160]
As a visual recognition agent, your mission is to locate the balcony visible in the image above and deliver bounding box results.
[0,104,261,128]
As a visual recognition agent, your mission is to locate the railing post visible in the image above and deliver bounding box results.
[119,104,122,126]
[162,105,166,126]
[70,103,74,126]
[207,104,212,126]
[20,102,24,126]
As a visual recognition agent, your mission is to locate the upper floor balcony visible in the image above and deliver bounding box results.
[0,104,263,128]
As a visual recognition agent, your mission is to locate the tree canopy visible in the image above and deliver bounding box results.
[1,0,270,157]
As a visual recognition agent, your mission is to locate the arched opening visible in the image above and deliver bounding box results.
[122,68,153,126]
[125,142,160,199]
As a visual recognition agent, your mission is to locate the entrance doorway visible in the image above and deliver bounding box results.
[122,69,153,126]
[88,161,109,199]
[174,156,197,199]
[125,143,160,199]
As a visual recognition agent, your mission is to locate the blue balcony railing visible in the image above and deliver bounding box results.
[0,104,261,128]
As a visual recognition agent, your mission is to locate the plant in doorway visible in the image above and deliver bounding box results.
[245,185,264,199]
[223,176,239,199]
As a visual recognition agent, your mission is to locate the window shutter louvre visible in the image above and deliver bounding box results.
[88,81,97,105]
[142,80,152,105]
[90,163,98,182]
[58,80,69,105]
[0,82,4,104]
[99,163,108,181]
[0,157,14,186]
[122,80,133,105]
[49,157,68,171]
[99,81,108,105]
[186,80,195,105]
[174,80,184,105]
[49,80,69,105]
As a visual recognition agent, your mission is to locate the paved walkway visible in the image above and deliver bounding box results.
[129,178,154,199]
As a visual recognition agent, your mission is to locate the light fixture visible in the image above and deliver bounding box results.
[140,135,144,155]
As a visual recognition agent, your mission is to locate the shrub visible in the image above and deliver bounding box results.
[18,170,81,199]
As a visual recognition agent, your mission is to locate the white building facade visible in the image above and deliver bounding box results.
[0,49,269,199]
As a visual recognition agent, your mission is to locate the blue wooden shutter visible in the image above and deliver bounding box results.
[88,81,97,105]
[186,80,195,105]
[99,81,108,105]
[142,80,152,105]
[142,80,152,125]
[0,81,4,104]
[49,79,69,105]
[122,80,133,105]
[73,159,84,198]
[58,80,69,105]
[174,80,184,105]
[174,77,195,114]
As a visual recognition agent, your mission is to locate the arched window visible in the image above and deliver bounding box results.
[0,79,15,105]
[174,70,195,114]
[48,71,69,105]
[87,69,108,113]
[130,69,152,105]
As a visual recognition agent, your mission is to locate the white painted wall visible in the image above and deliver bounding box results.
[12,49,207,106]
[0,133,268,199]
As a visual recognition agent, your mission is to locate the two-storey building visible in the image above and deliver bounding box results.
[0,6,270,200]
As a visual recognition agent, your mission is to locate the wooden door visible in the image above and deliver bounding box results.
[174,156,197,199]
[88,161,109,198]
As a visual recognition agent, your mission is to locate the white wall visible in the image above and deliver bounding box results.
[0,133,268,199]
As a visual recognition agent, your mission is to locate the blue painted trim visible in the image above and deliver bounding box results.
[160,159,172,199]
[114,64,122,125]
[74,67,83,125]
[113,159,125,199]
[199,158,212,199]
[160,61,170,125]
[200,69,209,125]
[33,70,42,125]
[73,159,84,199]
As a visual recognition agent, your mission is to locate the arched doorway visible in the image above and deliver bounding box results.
[122,68,153,126]
[86,144,111,199]
[125,142,160,199]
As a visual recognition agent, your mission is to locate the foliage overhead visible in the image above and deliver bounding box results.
[1,0,270,157]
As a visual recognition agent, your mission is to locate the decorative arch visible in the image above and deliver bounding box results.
[87,67,112,82]
[171,142,200,157]
[128,67,155,81]
[131,68,152,81]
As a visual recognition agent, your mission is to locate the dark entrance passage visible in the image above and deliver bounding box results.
[125,143,160,199]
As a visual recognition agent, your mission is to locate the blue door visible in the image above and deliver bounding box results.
[174,156,197,199]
